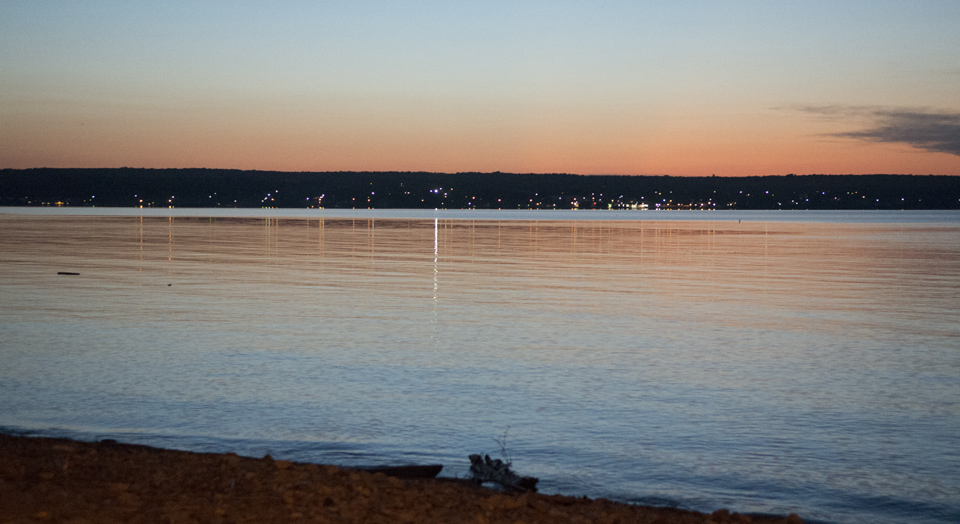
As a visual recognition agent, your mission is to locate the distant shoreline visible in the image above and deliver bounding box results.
[0,433,805,524]
[3,168,959,210]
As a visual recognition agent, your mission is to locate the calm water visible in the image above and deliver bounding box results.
[1,208,959,524]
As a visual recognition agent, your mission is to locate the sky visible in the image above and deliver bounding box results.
[2,1,959,176]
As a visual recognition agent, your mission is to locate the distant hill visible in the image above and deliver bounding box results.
[1,168,958,210]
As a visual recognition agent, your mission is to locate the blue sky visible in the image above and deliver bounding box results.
[2,1,959,175]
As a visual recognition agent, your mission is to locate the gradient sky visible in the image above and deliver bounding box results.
[2,1,959,176]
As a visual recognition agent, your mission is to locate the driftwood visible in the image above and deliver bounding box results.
[468,454,538,492]
[356,464,443,479]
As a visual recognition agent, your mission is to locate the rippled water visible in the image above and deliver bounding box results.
[1,209,958,524]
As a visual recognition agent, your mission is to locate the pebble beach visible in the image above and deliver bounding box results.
[0,434,807,524]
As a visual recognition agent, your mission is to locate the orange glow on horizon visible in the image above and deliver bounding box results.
[1,88,958,176]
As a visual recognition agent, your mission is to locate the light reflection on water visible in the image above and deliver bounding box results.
[1,210,959,524]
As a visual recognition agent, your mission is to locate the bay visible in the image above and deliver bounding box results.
[1,208,958,524]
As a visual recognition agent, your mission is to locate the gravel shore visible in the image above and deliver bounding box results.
[0,434,805,523]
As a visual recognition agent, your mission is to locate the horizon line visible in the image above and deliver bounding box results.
[3,167,958,178]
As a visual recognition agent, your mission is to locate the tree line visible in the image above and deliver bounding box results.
[1,168,958,210]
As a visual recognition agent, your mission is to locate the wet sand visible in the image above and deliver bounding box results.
[0,434,804,523]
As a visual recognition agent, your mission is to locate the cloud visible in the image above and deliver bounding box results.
[835,110,960,156]
[791,105,960,157]
[788,104,875,118]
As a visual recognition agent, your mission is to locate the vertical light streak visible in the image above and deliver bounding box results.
[430,218,440,349]
[318,218,324,257]
[138,215,144,271]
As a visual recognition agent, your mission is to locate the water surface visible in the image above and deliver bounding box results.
[1,209,958,524]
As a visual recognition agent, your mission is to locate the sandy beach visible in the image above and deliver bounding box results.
[0,434,805,524]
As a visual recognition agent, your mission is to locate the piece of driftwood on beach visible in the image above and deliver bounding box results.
[469,453,539,492]
[355,464,443,479]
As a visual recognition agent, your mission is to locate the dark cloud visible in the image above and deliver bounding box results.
[835,110,960,156]
[792,105,960,157]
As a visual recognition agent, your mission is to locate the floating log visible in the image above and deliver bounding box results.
[469,454,538,492]
[57,271,80,275]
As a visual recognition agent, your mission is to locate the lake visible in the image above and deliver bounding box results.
[1,208,958,524]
